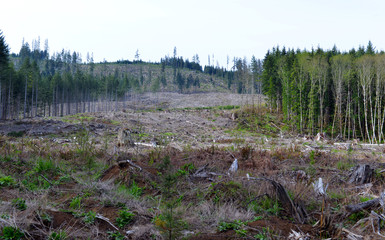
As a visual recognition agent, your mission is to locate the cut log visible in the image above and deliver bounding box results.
[345,198,380,214]
[348,164,373,185]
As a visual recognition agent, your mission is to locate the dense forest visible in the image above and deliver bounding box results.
[261,41,385,143]
[0,32,263,120]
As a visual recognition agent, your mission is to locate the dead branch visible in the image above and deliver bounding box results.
[96,214,119,231]
[341,228,363,240]
[345,198,380,214]
[118,159,142,171]
[247,177,307,224]
[370,211,385,237]
[39,174,53,185]
[194,163,209,175]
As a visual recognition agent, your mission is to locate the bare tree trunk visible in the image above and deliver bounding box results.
[35,80,38,117]
[24,77,27,118]
[31,79,34,117]
[60,89,64,117]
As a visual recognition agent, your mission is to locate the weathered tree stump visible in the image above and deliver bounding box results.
[348,164,373,185]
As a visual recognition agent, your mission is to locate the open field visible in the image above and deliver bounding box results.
[1,92,385,239]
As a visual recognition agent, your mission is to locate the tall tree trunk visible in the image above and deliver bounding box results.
[24,77,27,118]
[60,88,64,117]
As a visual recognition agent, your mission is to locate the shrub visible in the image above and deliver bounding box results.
[69,196,82,209]
[107,231,125,240]
[0,176,15,187]
[48,230,67,240]
[11,198,27,211]
[1,226,24,240]
[34,157,56,174]
[83,211,96,224]
[116,209,135,229]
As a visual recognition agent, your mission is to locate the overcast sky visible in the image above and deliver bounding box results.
[2,0,385,67]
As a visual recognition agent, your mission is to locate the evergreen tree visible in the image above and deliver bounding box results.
[0,30,9,68]
[366,41,375,55]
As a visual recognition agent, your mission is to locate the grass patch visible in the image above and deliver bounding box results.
[116,209,135,229]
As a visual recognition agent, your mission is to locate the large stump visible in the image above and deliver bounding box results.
[348,164,373,185]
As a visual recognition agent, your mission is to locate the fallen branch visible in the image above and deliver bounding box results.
[96,214,119,231]
[341,228,363,240]
[346,198,380,214]
[118,159,142,171]
[186,120,202,128]
[134,142,156,147]
[247,177,307,224]
[39,174,53,185]
[194,163,209,175]
[370,211,385,237]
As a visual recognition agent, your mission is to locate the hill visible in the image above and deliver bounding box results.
[3,45,243,120]
[84,61,230,93]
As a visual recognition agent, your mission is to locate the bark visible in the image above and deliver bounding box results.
[24,77,27,118]
[346,198,379,214]
[348,164,373,185]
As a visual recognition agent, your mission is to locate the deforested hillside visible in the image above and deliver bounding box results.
[1,36,261,120]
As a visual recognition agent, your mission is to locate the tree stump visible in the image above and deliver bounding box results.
[348,164,373,185]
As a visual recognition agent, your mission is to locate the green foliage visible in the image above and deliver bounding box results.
[218,219,247,236]
[336,160,354,171]
[34,157,56,174]
[329,191,345,200]
[348,211,366,222]
[107,231,125,240]
[48,230,67,240]
[117,181,143,198]
[6,131,24,138]
[309,150,315,165]
[158,156,171,172]
[0,176,15,187]
[208,181,247,205]
[11,198,27,211]
[21,170,51,190]
[217,105,240,110]
[74,128,96,171]
[359,196,374,202]
[69,196,82,209]
[254,227,271,240]
[0,155,12,162]
[250,195,281,216]
[1,226,24,240]
[116,209,135,229]
[83,211,96,224]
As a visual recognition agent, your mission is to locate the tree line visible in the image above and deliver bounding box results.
[0,32,146,120]
[0,32,265,120]
[261,41,385,143]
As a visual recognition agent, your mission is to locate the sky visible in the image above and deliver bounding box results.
[2,0,385,67]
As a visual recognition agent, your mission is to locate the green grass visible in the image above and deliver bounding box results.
[69,196,82,209]
[11,198,27,211]
[35,157,57,174]
[48,230,67,240]
[83,211,97,224]
[249,195,282,216]
[116,209,135,228]
[117,181,143,198]
[0,175,16,187]
[1,226,24,240]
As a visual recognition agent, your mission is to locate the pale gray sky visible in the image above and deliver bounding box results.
[2,0,385,66]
